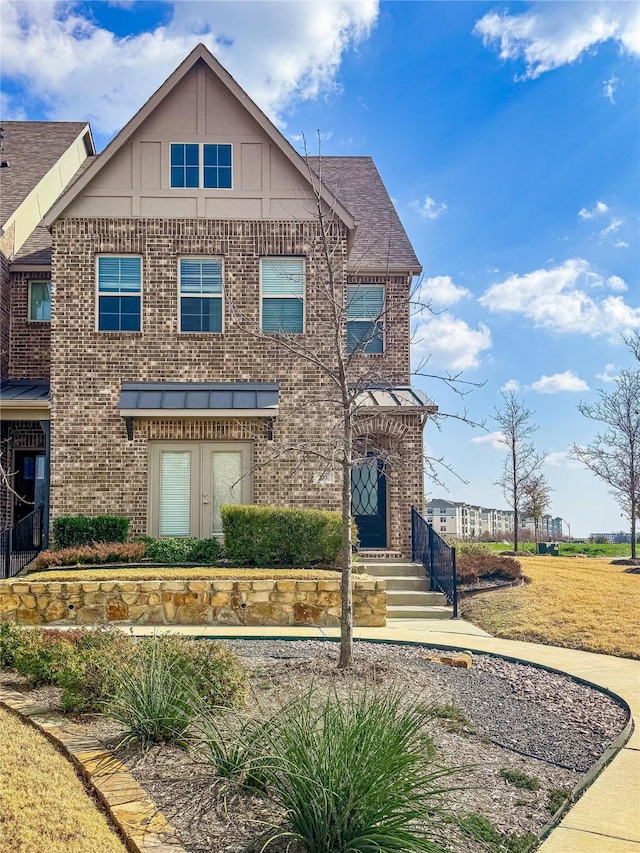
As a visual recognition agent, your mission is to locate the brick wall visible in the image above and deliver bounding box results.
[49,217,422,553]
[0,226,13,381]
[9,271,51,380]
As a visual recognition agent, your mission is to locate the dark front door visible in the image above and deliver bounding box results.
[13,451,45,522]
[352,456,387,549]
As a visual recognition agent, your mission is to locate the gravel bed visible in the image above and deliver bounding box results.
[1,638,629,853]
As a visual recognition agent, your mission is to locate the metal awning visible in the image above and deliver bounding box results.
[118,382,280,419]
[355,386,437,412]
[0,380,50,420]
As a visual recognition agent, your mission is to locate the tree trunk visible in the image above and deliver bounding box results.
[512,446,519,553]
[631,497,637,561]
[338,420,353,669]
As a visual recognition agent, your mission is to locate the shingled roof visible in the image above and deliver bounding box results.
[0,122,91,224]
[308,156,421,273]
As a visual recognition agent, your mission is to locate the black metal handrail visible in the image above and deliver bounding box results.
[0,507,44,580]
[411,506,458,618]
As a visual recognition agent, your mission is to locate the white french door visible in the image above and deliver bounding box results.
[148,441,252,538]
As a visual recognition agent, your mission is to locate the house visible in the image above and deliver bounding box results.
[0,44,435,556]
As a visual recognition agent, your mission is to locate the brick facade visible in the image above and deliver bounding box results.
[48,217,422,553]
[9,270,51,380]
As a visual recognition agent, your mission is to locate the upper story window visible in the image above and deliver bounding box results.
[261,258,305,334]
[29,281,51,321]
[97,256,141,332]
[179,258,223,333]
[346,284,384,354]
[170,143,232,189]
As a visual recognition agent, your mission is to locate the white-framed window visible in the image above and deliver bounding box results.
[96,256,142,332]
[346,284,384,353]
[170,143,232,189]
[260,257,305,334]
[179,258,223,333]
[29,280,51,321]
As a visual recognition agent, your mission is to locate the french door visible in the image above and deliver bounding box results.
[148,442,252,538]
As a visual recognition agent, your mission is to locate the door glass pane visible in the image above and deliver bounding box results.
[211,452,242,536]
[351,463,379,516]
[160,452,191,537]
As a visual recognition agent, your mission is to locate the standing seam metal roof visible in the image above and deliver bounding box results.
[118,382,279,412]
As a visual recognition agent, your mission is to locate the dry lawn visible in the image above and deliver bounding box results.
[0,706,126,853]
[24,566,341,582]
[461,557,640,659]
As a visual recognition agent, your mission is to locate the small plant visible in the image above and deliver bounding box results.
[426,704,476,737]
[11,628,80,687]
[53,515,130,549]
[0,622,24,669]
[103,636,195,747]
[253,688,455,852]
[500,768,541,791]
[458,812,502,845]
[30,542,145,571]
[547,787,571,815]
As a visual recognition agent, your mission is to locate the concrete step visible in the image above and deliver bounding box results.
[361,562,425,578]
[386,590,449,607]
[383,576,431,592]
[358,550,403,560]
[387,604,453,619]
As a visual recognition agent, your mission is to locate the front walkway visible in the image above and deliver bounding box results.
[131,617,640,852]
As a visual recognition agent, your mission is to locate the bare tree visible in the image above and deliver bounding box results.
[493,391,545,553]
[225,146,481,668]
[623,331,640,364]
[521,473,552,549]
[571,368,640,560]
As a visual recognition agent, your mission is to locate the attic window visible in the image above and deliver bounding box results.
[170,143,232,189]
[0,161,8,168]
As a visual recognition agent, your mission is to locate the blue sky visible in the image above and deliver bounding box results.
[2,1,638,536]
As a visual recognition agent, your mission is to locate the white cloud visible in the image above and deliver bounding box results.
[600,218,623,238]
[415,275,470,310]
[478,258,640,338]
[0,0,379,135]
[410,195,448,220]
[502,379,521,392]
[597,363,619,383]
[474,2,640,79]
[412,315,492,371]
[603,75,619,103]
[614,240,629,249]
[607,275,627,292]
[579,201,609,220]
[531,370,590,394]
[544,450,582,469]
[471,430,507,450]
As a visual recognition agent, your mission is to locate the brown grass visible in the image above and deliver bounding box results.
[24,566,341,582]
[461,556,640,659]
[0,706,126,853]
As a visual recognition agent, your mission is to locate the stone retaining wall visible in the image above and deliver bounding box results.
[0,576,386,627]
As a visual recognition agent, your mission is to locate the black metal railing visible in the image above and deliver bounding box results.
[411,506,458,618]
[0,507,44,580]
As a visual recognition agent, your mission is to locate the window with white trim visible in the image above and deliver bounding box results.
[346,284,384,353]
[170,143,232,189]
[97,256,141,332]
[179,258,223,333]
[261,258,305,334]
[29,281,51,321]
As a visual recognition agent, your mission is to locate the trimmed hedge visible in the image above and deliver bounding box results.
[222,504,343,566]
[53,515,130,549]
[140,536,223,564]
[456,553,522,585]
[30,542,145,571]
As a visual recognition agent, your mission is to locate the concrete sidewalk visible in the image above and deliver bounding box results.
[130,618,640,852]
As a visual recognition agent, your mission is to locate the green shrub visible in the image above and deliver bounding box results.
[500,768,541,791]
[253,689,455,852]
[452,541,492,557]
[103,636,195,747]
[30,542,145,571]
[11,628,81,687]
[458,812,502,845]
[140,536,222,564]
[53,515,130,549]
[190,705,269,788]
[0,622,25,669]
[222,504,343,566]
[456,553,522,585]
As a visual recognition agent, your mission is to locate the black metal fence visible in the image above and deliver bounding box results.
[411,506,458,618]
[0,507,44,580]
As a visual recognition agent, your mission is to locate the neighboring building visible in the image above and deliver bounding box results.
[0,44,435,555]
[425,498,556,540]
[590,532,639,544]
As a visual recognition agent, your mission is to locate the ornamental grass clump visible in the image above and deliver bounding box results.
[255,688,456,853]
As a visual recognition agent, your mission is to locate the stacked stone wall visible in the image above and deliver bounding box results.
[0,576,386,628]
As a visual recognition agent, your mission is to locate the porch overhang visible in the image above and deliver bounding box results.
[0,381,50,421]
[118,382,279,439]
[355,385,437,414]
